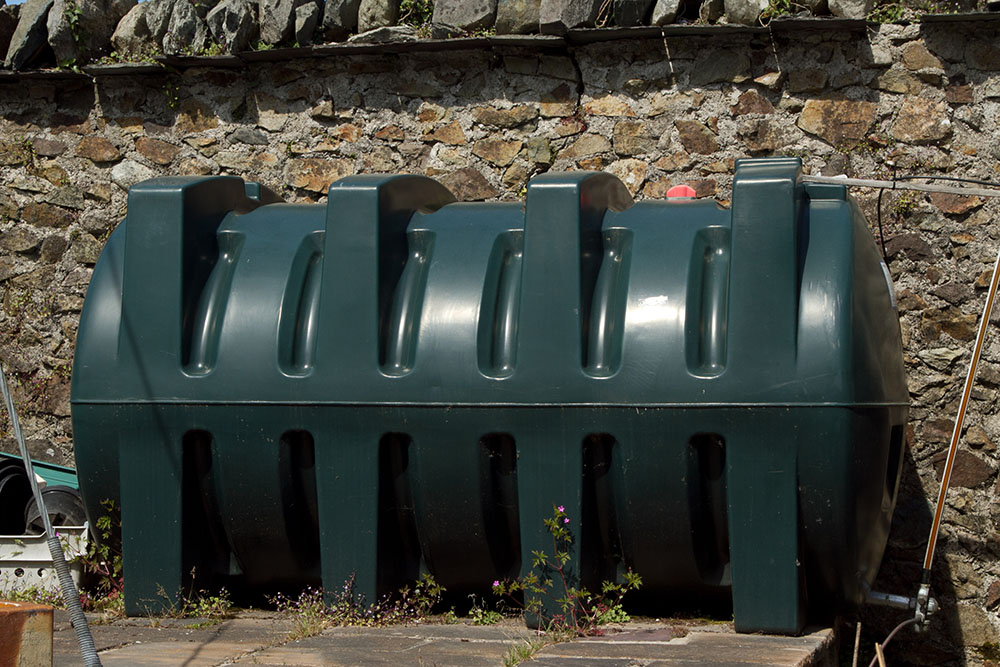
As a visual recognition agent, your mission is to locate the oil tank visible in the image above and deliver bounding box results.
[71,157,908,633]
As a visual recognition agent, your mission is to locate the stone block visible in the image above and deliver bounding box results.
[495,0,539,33]
[432,0,497,35]
[4,0,53,70]
[539,0,601,34]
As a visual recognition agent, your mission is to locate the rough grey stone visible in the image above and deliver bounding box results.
[205,0,257,52]
[431,0,496,35]
[163,0,210,54]
[357,0,399,32]
[47,0,135,65]
[614,0,653,26]
[110,2,147,54]
[144,0,177,39]
[293,1,320,44]
[494,0,538,34]
[4,0,53,70]
[192,0,221,18]
[540,0,600,33]
[260,0,311,44]
[690,48,750,85]
[110,159,156,190]
[321,0,360,40]
[798,0,826,10]
[724,0,766,25]
[699,0,724,22]
[228,127,269,144]
[650,0,680,24]
[348,23,414,42]
[828,0,871,18]
[0,5,20,59]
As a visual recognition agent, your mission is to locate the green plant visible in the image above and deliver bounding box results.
[271,573,446,639]
[399,0,434,28]
[492,505,641,637]
[502,636,548,666]
[164,81,179,109]
[154,583,235,620]
[76,499,124,616]
[867,0,905,22]
[97,45,161,65]
[4,586,65,607]
[8,136,36,168]
[63,0,84,48]
[759,0,806,22]
[468,596,503,625]
[252,40,275,51]
[889,190,919,218]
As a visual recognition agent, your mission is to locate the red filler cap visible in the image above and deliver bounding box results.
[666,184,697,199]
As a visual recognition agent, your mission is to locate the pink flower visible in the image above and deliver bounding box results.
[557,505,565,512]
[492,580,500,588]
[563,518,570,524]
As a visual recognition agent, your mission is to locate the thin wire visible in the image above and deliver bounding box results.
[867,618,921,667]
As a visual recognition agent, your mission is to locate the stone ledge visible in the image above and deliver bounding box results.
[0,18,883,80]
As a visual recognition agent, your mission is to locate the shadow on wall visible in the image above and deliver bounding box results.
[861,444,963,666]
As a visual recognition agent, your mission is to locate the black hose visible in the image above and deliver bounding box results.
[866,617,920,667]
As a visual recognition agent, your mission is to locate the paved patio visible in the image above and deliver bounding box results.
[51,610,838,666]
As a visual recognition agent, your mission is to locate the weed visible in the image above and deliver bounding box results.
[97,46,160,65]
[252,40,275,51]
[468,596,503,625]
[63,0,84,48]
[867,0,905,22]
[271,573,445,639]
[502,636,548,666]
[760,0,809,22]
[9,136,36,168]
[4,586,65,607]
[493,504,641,637]
[155,583,235,620]
[164,82,179,110]
[400,0,434,29]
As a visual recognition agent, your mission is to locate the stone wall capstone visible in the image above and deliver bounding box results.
[1,18,1000,666]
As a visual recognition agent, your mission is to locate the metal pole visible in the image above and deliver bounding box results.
[0,363,102,666]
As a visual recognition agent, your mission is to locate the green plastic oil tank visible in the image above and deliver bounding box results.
[71,157,907,633]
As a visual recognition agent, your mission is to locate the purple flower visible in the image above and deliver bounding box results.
[557,505,565,512]
[563,518,570,524]
[492,580,500,588]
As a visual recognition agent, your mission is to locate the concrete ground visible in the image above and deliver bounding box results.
[52,609,838,666]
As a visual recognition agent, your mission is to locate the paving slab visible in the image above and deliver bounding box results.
[51,610,837,666]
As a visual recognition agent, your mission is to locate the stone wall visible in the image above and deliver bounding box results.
[2,17,1000,665]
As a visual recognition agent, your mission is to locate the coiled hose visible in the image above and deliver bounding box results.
[0,363,101,667]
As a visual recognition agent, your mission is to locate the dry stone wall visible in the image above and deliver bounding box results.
[1,18,1000,665]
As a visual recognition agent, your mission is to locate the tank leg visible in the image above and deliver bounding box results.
[726,430,805,634]
[516,424,584,629]
[120,431,184,616]
[315,431,379,605]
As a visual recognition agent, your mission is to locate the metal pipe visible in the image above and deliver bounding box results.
[0,364,102,667]
[800,174,1000,199]
[921,237,1000,577]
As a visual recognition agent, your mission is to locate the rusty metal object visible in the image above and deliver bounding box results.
[0,601,53,667]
